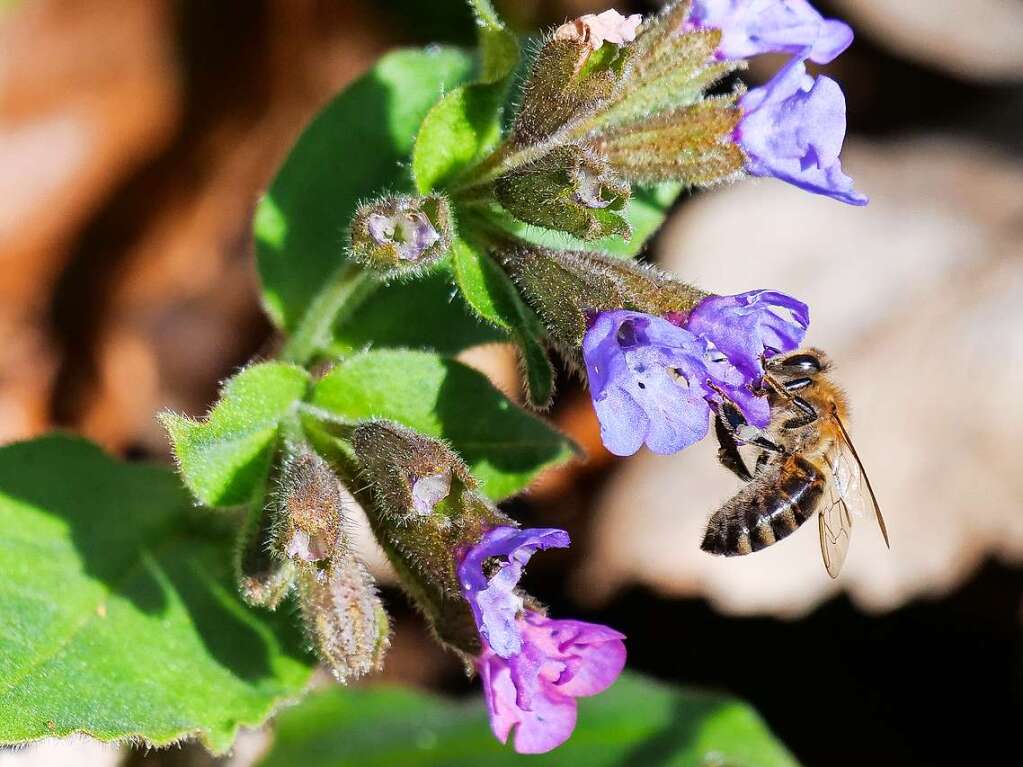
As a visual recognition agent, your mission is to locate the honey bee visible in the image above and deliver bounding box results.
[701,349,890,578]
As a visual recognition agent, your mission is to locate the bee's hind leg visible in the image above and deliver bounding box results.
[714,412,753,481]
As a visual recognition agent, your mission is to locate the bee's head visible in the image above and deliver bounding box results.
[765,348,831,382]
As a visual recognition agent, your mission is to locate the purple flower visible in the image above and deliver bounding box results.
[478,612,626,754]
[457,526,571,657]
[687,290,809,380]
[690,0,853,64]
[582,310,769,457]
[367,210,440,261]
[458,526,626,753]
[736,54,868,205]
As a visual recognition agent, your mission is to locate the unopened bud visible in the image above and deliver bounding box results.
[276,447,391,682]
[351,194,452,276]
[273,449,343,564]
[512,21,634,145]
[237,490,295,610]
[352,420,511,657]
[503,245,706,363]
[495,145,631,240]
[297,554,390,683]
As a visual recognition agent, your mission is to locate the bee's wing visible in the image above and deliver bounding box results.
[818,473,852,578]
[831,411,890,549]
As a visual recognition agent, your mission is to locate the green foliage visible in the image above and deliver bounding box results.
[451,237,555,407]
[307,349,576,500]
[0,436,313,754]
[254,47,475,332]
[258,673,802,767]
[328,268,505,356]
[412,1,519,193]
[160,363,310,508]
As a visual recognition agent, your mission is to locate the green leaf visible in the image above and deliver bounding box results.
[254,47,475,331]
[489,183,681,258]
[411,2,519,193]
[412,84,508,193]
[328,267,505,356]
[451,238,554,407]
[0,435,313,754]
[307,349,575,500]
[257,673,801,767]
[467,0,519,83]
[160,362,310,508]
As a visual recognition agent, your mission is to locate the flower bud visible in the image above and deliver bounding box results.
[511,20,635,145]
[596,100,745,186]
[502,245,705,363]
[236,489,295,610]
[274,449,343,564]
[278,448,391,682]
[296,556,390,683]
[350,194,452,277]
[495,145,631,241]
[352,420,512,657]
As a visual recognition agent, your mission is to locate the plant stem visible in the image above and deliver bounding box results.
[280,263,376,365]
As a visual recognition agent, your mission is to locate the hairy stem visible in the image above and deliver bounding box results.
[280,263,377,365]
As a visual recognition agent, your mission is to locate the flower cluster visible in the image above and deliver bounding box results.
[583,291,808,456]
[458,527,626,753]
[225,1,872,757]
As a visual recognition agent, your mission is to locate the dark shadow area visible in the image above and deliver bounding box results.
[540,560,1023,767]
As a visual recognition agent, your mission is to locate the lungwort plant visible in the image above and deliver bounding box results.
[1,0,866,760]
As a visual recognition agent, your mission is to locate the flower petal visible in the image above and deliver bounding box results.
[583,310,718,456]
[523,614,627,698]
[690,0,853,64]
[687,289,809,381]
[458,527,571,658]
[737,55,867,205]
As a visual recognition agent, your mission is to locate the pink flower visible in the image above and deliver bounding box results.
[458,527,627,753]
[477,612,626,754]
[555,9,643,50]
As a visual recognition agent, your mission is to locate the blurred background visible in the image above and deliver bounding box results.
[1,0,1021,765]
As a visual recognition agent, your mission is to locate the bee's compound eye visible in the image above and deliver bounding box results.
[779,353,821,373]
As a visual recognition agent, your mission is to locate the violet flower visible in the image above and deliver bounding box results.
[686,290,809,380]
[457,526,570,657]
[690,0,853,64]
[458,526,626,754]
[736,54,868,205]
[582,310,769,457]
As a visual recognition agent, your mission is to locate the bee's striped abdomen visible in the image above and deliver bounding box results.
[702,455,826,557]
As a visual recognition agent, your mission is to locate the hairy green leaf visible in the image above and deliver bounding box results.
[411,2,518,193]
[254,47,475,331]
[451,238,554,407]
[0,436,313,754]
[160,363,310,508]
[307,349,575,499]
[258,673,801,767]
